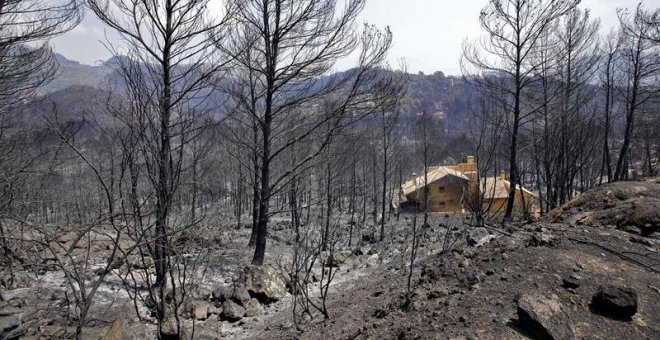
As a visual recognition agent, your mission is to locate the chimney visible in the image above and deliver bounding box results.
[466,156,475,164]
[499,170,506,181]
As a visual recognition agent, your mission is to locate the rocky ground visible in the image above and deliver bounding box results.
[1,180,659,339]
[257,180,660,339]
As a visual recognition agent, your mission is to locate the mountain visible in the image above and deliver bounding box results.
[37,54,113,95]
[33,54,475,132]
[24,85,115,128]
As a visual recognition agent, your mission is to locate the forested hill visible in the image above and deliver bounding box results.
[33,54,475,130]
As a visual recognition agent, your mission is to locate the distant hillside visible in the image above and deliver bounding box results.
[33,54,476,133]
[24,85,114,128]
[37,54,113,94]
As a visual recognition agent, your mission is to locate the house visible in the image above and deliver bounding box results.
[476,172,537,214]
[399,156,537,214]
[400,166,469,213]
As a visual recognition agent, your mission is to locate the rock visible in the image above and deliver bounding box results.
[326,250,351,267]
[0,314,24,340]
[211,286,232,302]
[232,285,251,306]
[517,293,575,340]
[629,236,655,247]
[466,274,481,286]
[427,287,449,299]
[466,227,495,247]
[208,305,222,315]
[0,288,29,301]
[458,258,470,268]
[1,273,33,290]
[126,255,153,270]
[242,266,286,303]
[362,233,377,244]
[101,315,124,340]
[591,285,638,320]
[160,315,185,339]
[193,302,209,320]
[243,298,262,317]
[562,275,580,289]
[221,300,245,322]
[528,232,559,247]
[621,225,642,235]
[57,232,76,244]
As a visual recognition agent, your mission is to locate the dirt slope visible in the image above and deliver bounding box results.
[257,181,660,339]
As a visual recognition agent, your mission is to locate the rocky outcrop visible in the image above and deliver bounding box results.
[517,293,575,340]
[241,265,287,303]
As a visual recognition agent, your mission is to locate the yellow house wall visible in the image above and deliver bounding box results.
[407,181,466,213]
[483,192,536,214]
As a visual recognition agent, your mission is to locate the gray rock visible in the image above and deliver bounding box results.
[591,285,638,320]
[160,315,186,339]
[517,293,575,340]
[0,314,24,340]
[232,285,251,306]
[562,275,580,289]
[466,227,495,247]
[193,302,209,321]
[211,285,232,302]
[326,250,351,267]
[243,298,262,317]
[0,288,29,301]
[221,300,245,322]
[242,266,286,303]
[528,232,560,247]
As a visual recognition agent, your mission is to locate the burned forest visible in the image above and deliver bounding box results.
[0,0,659,339]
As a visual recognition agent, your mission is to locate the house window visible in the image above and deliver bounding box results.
[438,201,446,208]
[438,186,445,193]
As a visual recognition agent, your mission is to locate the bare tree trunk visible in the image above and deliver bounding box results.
[322,159,332,251]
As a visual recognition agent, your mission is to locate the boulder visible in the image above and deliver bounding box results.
[232,285,251,306]
[161,315,187,340]
[591,285,638,320]
[211,285,232,302]
[221,300,245,322]
[517,293,575,340]
[243,298,262,317]
[101,315,124,340]
[193,302,210,321]
[528,232,559,247]
[326,250,351,267]
[0,314,24,340]
[242,266,286,303]
[0,288,29,302]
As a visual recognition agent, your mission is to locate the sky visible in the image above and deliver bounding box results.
[51,0,659,75]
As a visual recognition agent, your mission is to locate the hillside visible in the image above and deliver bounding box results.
[32,54,475,131]
[36,54,113,95]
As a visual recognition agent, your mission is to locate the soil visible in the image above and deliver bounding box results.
[2,180,659,339]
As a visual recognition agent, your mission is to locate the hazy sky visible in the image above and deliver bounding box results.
[52,0,658,75]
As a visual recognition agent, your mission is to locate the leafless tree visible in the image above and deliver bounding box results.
[0,0,80,294]
[218,0,398,266]
[462,0,579,219]
[614,5,660,181]
[375,68,407,242]
[86,0,233,337]
[599,29,622,184]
